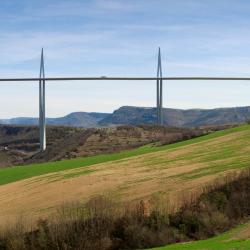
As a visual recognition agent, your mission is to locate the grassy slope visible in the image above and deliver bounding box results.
[150,222,250,250]
[0,125,249,186]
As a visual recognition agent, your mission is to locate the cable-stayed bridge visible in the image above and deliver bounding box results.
[1,48,250,151]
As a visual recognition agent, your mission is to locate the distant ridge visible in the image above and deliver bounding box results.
[0,112,110,128]
[100,106,250,127]
[1,106,250,128]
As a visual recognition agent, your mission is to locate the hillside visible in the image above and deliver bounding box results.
[0,125,249,225]
[0,124,206,167]
[0,125,83,167]
[1,106,250,128]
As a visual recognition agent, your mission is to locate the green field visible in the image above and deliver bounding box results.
[150,221,250,250]
[0,125,248,186]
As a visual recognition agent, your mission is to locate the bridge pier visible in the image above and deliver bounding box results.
[39,48,46,151]
[156,47,163,125]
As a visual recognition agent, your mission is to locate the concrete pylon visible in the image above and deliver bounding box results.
[39,48,46,151]
[156,47,163,125]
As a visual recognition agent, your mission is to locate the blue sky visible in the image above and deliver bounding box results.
[1,0,250,118]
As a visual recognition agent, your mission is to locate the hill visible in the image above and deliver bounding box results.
[100,106,250,127]
[0,125,249,224]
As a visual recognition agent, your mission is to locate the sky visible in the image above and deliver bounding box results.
[1,0,250,118]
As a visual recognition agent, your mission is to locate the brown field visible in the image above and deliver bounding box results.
[0,128,249,227]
